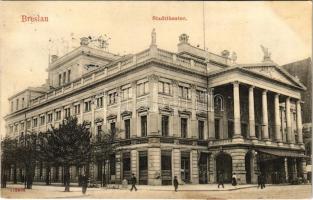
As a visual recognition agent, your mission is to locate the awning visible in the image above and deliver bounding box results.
[257,148,309,158]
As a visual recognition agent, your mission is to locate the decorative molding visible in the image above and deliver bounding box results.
[95,118,104,124]
[148,74,159,82]
[159,106,174,115]
[178,110,191,117]
[107,114,117,120]
[196,112,207,119]
[137,106,149,113]
[121,110,132,118]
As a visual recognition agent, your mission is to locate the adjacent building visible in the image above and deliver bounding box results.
[4,30,308,185]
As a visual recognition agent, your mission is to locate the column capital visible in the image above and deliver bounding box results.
[249,85,255,90]
[208,87,214,94]
[232,81,240,87]
[262,89,268,94]
[274,93,280,98]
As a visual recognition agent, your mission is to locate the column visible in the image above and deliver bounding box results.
[262,90,269,140]
[231,150,246,184]
[285,97,292,143]
[300,158,307,179]
[294,158,298,178]
[172,148,181,182]
[172,81,179,137]
[207,88,215,139]
[91,97,95,136]
[116,88,122,139]
[148,75,159,136]
[274,94,282,143]
[191,85,197,138]
[233,82,242,138]
[284,157,289,182]
[131,82,137,138]
[115,152,121,184]
[103,92,107,131]
[248,86,256,139]
[131,150,138,177]
[296,100,304,144]
[148,148,161,185]
[190,150,199,184]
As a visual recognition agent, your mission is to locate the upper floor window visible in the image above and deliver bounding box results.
[179,86,191,99]
[16,99,19,110]
[181,118,188,138]
[141,116,147,137]
[196,90,206,103]
[124,119,131,139]
[137,81,149,96]
[63,72,66,84]
[22,98,25,108]
[158,81,171,95]
[40,115,45,125]
[55,110,61,121]
[68,69,71,83]
[198,120,204,139]
[122,87,132,100]
[58,74,62,86]
[9,126,13,134]
[97,125,102,141]
[110,122,116,137]
[64,108,71,118]
[161,115,169,136]
[14,124,18,132]
[108,92,118,105]
[47,113,53,123]
[84,101,91,112]
[20,122,25,130]
[74,104,81,115]
[26,121,31,129]
[33,118,38,127]
[96,96,103,108]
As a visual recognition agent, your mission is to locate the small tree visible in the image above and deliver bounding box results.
[92,128,117,186]
[1,136,18,188]
[38,117,92,192]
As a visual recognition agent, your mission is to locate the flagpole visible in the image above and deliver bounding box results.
[202,1,206,51]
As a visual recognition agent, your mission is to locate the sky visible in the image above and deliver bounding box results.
[0,1,311,137]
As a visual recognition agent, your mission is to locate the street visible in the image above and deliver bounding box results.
[1,184,311,199]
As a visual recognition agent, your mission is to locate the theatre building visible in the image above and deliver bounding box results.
[4,30,308,185]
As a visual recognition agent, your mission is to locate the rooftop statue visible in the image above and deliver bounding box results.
[260,45,272,62]
[151,28,156,46]
[179,33,189,44]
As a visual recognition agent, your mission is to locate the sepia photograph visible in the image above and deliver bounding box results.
[0,1,312,199]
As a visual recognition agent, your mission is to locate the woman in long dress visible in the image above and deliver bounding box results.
[232,173,237,186]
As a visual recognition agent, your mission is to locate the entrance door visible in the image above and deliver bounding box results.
[139,151,148,185]
[245,153,252,184]
[215,119,220,139]
[216,153,232,183]
[199,153,208,184]
[161,151,172,185]
[181,153,190,183]
[122,152,131,183]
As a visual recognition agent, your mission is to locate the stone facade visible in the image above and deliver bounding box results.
[4,31,308,185]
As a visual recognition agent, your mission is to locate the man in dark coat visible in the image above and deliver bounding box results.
[217,171,224,188]
[130,173,137,191]
[81,173,88,194]
[260,174,266,189]
[173,176,179,192]
[257,174,261,188]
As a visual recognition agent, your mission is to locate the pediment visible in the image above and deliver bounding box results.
[242,65,304,89]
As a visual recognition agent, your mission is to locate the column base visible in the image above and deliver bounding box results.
[277,142,284,146]
[289,143,295,148]
[265,140,272,145]
[232,137,244,143]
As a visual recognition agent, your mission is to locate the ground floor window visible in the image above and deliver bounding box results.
[122,152,131,182]
[198,120,204,140]
[161,151,172,185]
[139,151,148,185]
[181,152,190,183]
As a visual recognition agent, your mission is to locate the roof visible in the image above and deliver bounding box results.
[8,87,46,100]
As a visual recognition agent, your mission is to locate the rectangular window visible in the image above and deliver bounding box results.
[63,72,66,84]
[97,125,102,141]
[14,124,18,132]
[16,99,19,110]
[141,116,147,137]
[108,92,118,105]
[64,108,71,118]
[9,126,13,133]
[67,69,71,82]
[158,81,171,95]
[179,86,190,99]
[26,121,31,129]
[161,115,169,136]
[20,122,25,130]
[196,90,205,103]
[122,87,132,100]
[125,119,131,139]
[58,74,61,86]
[84,101,91,112]
[181,118,188,138]
[55,110,61,120]
[40,115,45,125]
[215,119,220,139]
[228,120,234,138]
[33,118,38,127]
[74,104,81,115]
[137,82,149,96]
[47,113,53,123]
[22,98,25,108]
[198,120,204,139]
[110,122,116,137]
[96,96,103,108]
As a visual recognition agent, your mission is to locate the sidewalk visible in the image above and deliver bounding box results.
[5,183,257,191]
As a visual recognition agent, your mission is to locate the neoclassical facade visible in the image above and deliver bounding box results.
[4,31,308,185]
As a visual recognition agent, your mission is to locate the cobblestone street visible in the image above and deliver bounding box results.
[1,184,311,199]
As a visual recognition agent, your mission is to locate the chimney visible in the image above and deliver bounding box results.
[51,55,58,63]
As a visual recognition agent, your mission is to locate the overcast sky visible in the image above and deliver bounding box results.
[0,1,311,137]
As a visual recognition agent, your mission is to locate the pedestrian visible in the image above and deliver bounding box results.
[261,174,266,189]
[81,173,88,194]
[232,173,237,186]
[217,171,224,188]
[130,173,137,191]
[173,176,179,192]
[257,173,261,189]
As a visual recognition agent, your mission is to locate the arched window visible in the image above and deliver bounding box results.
[214,95,224,111]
